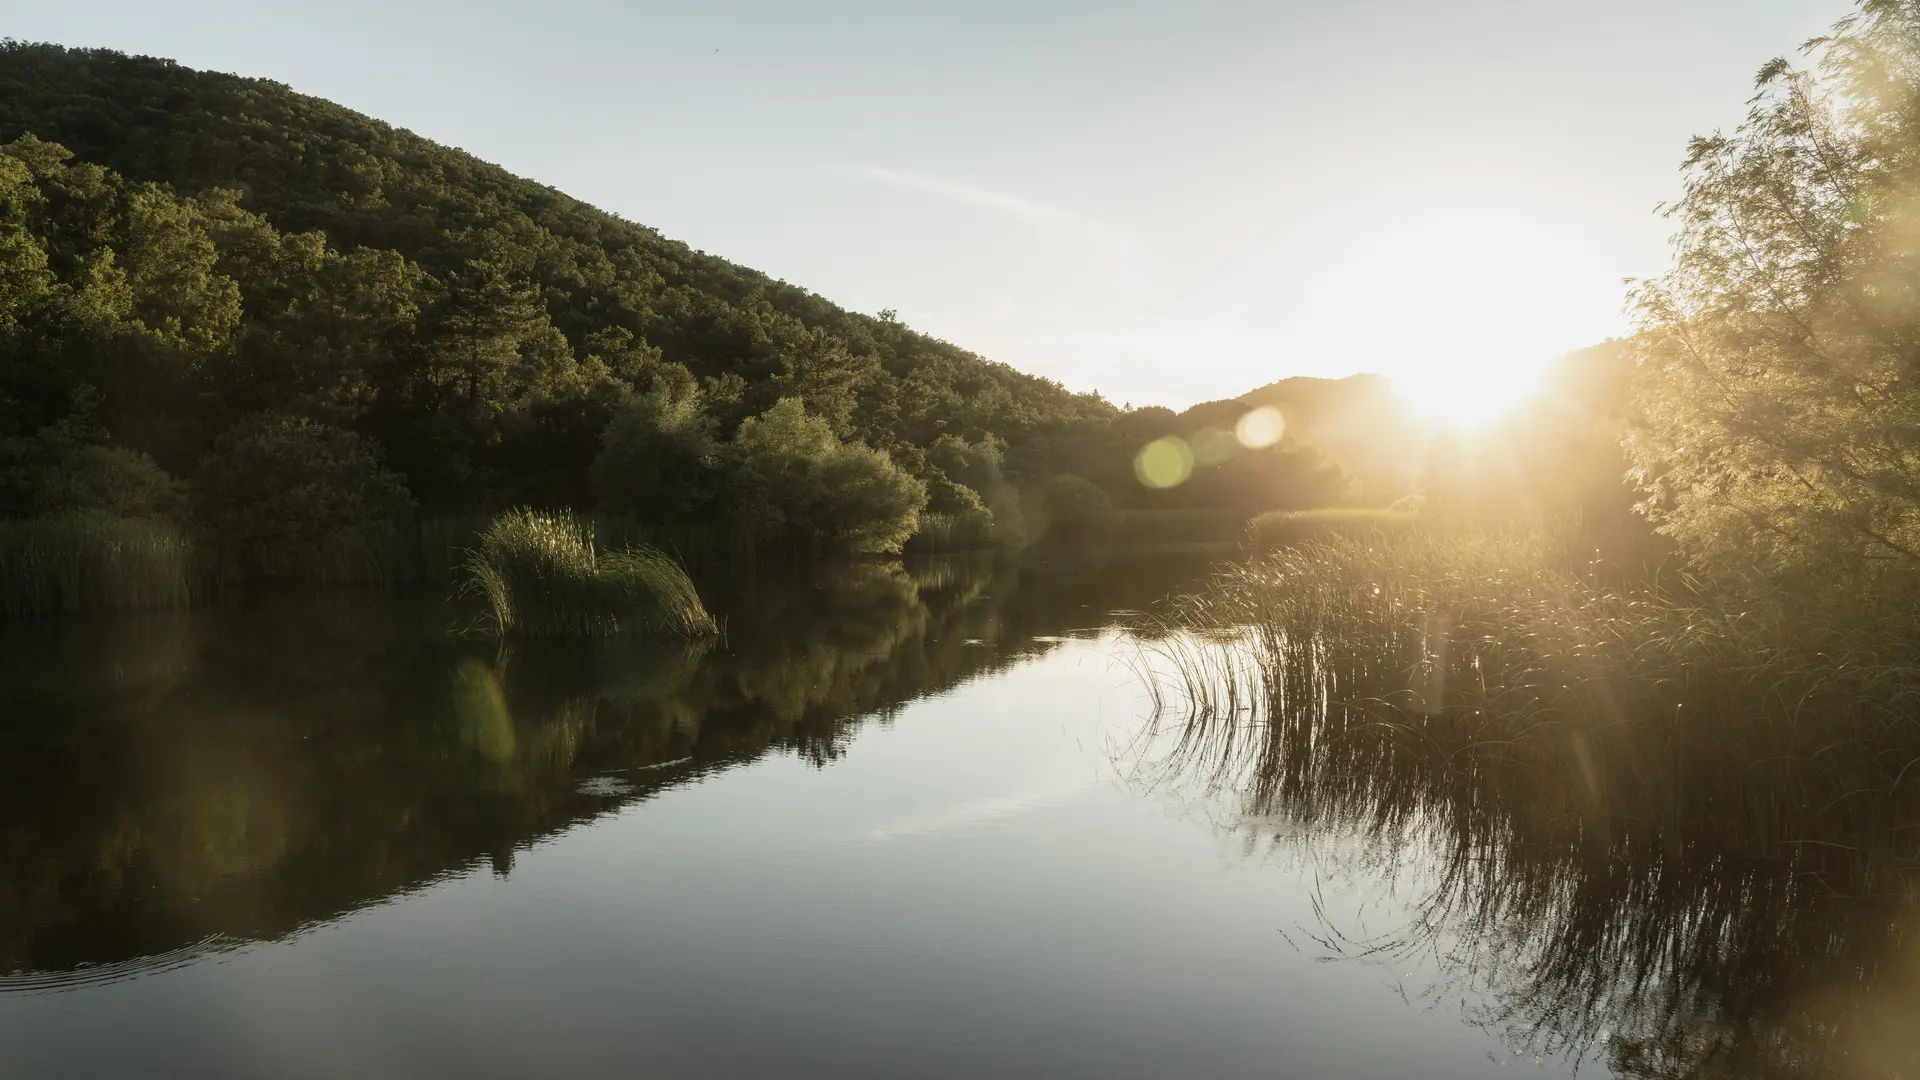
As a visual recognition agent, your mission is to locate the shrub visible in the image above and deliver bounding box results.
[1041,474,1113,542]
[194,414,413,579]
[460,508,716,638]
[0,415,183,520]
[590,381,718,523]
[730,398,926,554]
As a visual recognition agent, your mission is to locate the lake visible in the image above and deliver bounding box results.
[0,552,1912,1078]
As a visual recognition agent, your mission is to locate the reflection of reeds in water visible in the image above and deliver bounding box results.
[460,510,717,638]
[1145,532,1920,1077]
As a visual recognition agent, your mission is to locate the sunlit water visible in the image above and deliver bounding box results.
[4,551,1865,1078]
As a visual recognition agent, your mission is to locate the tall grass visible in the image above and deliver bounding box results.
[0,515,201,616]
[904,510,997,553]
[1143,530,1920,1072]
[1243,507,1416,549]
[461,509,717,638]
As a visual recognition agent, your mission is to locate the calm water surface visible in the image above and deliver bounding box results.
[0,553,1910,1077]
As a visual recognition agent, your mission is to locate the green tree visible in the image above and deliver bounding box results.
[1629,2,1920,582]
[591,366,719,523]
[730,398,927,554]
[194,414,413,578]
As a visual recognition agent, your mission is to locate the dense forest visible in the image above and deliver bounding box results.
[0,43,1357,576]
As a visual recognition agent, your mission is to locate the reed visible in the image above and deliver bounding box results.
[0,515,202,616]
[904,510,997,553]
[460,509,717,638]
[1243,507,1416,549]
[1142,529,1920,1072]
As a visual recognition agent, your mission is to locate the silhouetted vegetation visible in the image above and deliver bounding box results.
[1147,530,1920,1076]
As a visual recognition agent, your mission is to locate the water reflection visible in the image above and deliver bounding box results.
[1136,634,1920,1078]
[0,553,1203,986]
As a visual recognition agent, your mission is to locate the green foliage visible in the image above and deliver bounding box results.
[0,410,182,519]
[193,414,413,579]
[0,44,1117,495]
[0,513,198,615]
[1629,5,1920,585]
[590,371,719,523]
[1040,474,1114,542]
[460,508,716,637]
[0,44,1380,575]
[729,398,927,554]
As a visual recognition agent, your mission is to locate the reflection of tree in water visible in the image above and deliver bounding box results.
[0,551,1209,983]
[1134,633,1920,1078]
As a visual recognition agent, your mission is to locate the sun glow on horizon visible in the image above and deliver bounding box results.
[1290,207,1618,430]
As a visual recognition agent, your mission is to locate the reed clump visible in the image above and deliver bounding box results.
[1144,529,1920,1072]
[460,509,717,638]
[0,515,202,617]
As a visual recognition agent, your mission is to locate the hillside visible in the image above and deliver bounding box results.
[0,43,1114,514]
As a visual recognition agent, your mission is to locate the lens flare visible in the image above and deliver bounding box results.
[1235,406,1286,449]
[1134,437,1194,489]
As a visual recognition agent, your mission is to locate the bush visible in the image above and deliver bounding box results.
[590,380,718,523]
[194,414,413,579]
[460,508,716,638]
[730,398,926,554]
[1041,474,1113,542]
[0,415,183,520]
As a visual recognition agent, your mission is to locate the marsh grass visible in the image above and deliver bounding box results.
[904,511,997,553]
[0,515,202,616]
[460,509,717,638]
[1143,530,1920,1074]
[1243,507,1416,549]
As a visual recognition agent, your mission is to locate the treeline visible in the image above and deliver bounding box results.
[0,43,1355,589]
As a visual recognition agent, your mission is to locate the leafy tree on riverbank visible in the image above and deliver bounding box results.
[1630,2,1920,584]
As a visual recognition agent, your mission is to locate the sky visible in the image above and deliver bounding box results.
[1,0,1861,409]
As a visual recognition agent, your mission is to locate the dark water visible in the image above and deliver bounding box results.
[0,553,1914,1078]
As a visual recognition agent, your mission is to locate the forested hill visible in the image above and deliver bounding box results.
[0,43,1115,514]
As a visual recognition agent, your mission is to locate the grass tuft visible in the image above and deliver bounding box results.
[460,509,717,638]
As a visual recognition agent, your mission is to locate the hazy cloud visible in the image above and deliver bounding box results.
[833,164,1137,254]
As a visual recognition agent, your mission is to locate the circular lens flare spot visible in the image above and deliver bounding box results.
[1235,407,1286,449]
[1135,437,1194,489]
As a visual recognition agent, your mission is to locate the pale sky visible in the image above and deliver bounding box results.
[2,0,1859,409]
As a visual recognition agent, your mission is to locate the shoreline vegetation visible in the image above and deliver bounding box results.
[1135,8,1920,1069]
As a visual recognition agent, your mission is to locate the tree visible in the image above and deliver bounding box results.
[194,414,413,578]
[1629,3,1920,582]
[729,398,927,554]
[591,367,719,523]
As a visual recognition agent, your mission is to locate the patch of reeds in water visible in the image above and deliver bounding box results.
[460,509,717,638]
[0,515,201,617]
[1143,530,1920,1074]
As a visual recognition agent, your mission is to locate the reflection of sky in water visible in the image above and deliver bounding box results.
[0,620,1565,1078]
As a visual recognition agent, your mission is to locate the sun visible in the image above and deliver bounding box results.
[1289,206,1615,431]
[1388,345,1549,430]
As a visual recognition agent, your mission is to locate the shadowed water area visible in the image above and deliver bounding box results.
[1,552,1917,1078]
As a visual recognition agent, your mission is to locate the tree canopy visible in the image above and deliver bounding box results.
[1630,1,1920,583]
